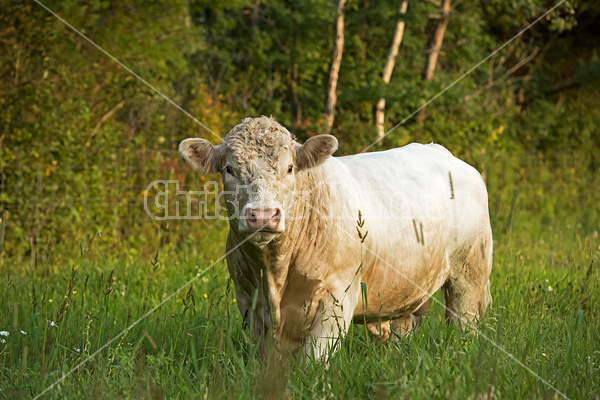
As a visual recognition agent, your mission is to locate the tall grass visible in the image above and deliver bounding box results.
[0,154,599,399]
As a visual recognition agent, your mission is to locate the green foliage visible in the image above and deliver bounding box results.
[0,1,239,260]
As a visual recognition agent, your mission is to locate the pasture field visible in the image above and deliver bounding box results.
[0,165,599,400]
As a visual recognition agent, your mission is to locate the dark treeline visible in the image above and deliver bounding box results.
[0,0,598,262]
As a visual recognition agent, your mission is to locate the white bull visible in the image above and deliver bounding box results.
[180,116,492,360]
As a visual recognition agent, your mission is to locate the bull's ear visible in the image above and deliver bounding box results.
[179,138,222,173]
[296,135,338,169]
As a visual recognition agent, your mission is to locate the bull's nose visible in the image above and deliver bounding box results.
[245,207,281,231]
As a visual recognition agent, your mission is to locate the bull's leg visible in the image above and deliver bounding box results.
[367,298,430,343]
[302,295,355,361]
[443,280,492,326]
[443,232,493,326]
[366,320,391,343]
[390,314,421,337]
[389,298,430,339]
[365,315,420,343]
[303,313,348,361]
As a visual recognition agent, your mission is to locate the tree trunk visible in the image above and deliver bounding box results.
[324,0,347,133]
[375,1,409,140]
[292,63,302,126]
[291,6,302,127]
[417,0,451,123]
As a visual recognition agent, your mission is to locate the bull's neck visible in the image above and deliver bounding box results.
[229,165,334,342]
[234,165,332,284]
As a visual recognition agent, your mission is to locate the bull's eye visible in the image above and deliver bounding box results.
[225,165,234,176]
[287,164,294,174]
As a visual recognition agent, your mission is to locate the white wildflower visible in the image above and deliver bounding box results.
[0,339,5,344]
[47,320,57,327]
[0,331,9,337]
[20,330,27,335]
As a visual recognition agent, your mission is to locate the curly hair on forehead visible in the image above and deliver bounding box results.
[223,116,296,151]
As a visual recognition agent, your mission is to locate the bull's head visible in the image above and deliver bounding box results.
[180,117,337,245]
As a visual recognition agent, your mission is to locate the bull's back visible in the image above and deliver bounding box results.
[334,143,489,248]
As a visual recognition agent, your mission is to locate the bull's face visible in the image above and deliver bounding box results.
[180,117,337,246]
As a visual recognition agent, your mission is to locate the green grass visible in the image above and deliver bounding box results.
[1,206,599,399]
